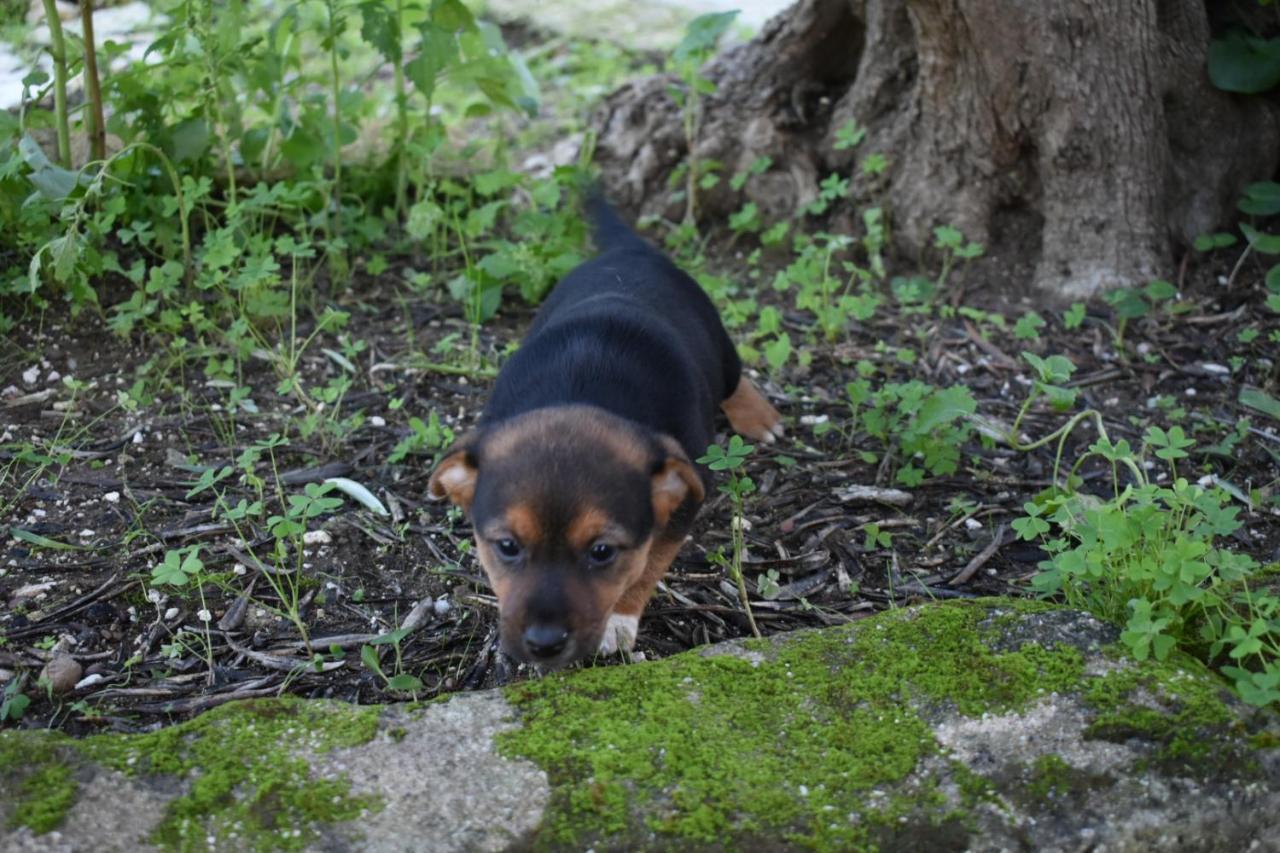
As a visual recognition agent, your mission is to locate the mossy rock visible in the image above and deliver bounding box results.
[2,599,1276,851]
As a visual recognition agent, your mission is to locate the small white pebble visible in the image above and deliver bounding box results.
[79,529,95,539]
[75,673,105,690]
[233,563,248,576]
[132,431,143,444]
[46,370,61,383]
[1198,474,1215,488]
[163,607,179,621]
[303,530,331,545]
[963,518,983,531]
[147,588,163,604]
[103,491,120,503]
[197,608,212,622]
[433,597,452,618]
[369,415,386,427]
[21,366,39,385]
[1185,387,1197,397]
[1200,363,1229,375]
[799,414,829,426]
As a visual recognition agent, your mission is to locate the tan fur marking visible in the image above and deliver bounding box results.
[503,504,542,547]
[482,406,650,469]
[612,535,686,616]
[566,508,627,553]
[721,376,784,443]
[427,449,477,509]
[651,439,704,528]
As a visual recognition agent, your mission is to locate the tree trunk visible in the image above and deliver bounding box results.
[592,0,1279,299]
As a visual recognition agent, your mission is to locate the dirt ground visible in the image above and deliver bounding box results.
[2,226,1277,736]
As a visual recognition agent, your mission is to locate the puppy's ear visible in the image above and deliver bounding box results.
[651,435,705,527]
[428,440,479,510]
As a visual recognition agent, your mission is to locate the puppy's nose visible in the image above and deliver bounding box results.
[523,623,569,659]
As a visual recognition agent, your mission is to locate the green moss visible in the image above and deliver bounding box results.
[1082,653,1257,778]
[2,698,383,850]
[0,734,77,834]
[1024,754,1074,801]
[499,600,1089,850]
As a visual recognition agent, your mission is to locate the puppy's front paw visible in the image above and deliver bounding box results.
[597,613,639,656]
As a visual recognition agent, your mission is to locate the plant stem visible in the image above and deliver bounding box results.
[80,0,106,162]
[392,0,408,218]
[324,0,347,282]
[40,0,71,167]
[731,497,761,638]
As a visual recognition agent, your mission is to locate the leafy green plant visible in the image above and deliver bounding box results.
[388,410,455,464]
[150,544,217,676]
[1015,439,1276,706]
[1103,279,1178,349]
[772,232,881,341]
[932,225,984,293]
[0,674,30,722]
[668,11,737,225]
[698,435,760,638]
[1009,352,1279,706]
[839,379,977,486]
[361,626,423,693]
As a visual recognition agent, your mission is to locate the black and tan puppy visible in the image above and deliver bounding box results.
[428,197,782,667]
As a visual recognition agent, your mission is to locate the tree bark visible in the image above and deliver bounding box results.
[591,0,1279,299]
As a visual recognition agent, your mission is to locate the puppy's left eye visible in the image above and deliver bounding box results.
[495,538,522,561]
[588,543,617,566]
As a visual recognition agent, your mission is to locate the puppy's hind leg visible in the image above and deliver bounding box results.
[721,376,784,444]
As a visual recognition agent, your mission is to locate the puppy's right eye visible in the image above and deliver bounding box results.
[495,538,522,560]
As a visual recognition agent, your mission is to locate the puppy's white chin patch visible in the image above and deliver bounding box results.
[597,613,639,656]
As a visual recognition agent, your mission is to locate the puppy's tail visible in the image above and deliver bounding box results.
[585,190,646,252]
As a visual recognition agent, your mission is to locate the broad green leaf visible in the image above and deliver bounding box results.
[914,386,976,434]
[10,528,84,551]
[1239,387,1280,422]
[1239,181,1280,216]
[1241,223,1280,255]
[1208,31,1280,94]
[673,11,738,65]
[386,674,424,691]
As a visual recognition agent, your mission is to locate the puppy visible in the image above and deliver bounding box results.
[428,196,782,667]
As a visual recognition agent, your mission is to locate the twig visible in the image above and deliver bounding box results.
[947,524,1007,586]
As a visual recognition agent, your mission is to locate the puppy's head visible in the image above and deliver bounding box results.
[428,405,703,667]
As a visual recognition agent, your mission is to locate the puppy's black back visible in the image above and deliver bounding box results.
[482,200,740,466]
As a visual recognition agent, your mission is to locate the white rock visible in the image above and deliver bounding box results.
[104,491,120,503]
[369,416,386,427]
[163,606,179,621]
[433,597,452,618]
[74,673,106,690]
[21,366,39,385]
[132,431,144,444]
[303,530,332,545]
[11,581,56,603]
